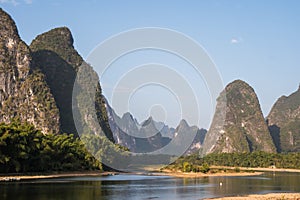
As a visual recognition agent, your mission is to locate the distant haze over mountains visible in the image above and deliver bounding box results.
[105,100,207,154]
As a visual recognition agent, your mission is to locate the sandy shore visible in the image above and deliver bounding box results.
[0,171,117,182]
[205,193,300,200]
[1,165,300,181]
[159,165,300,178]
[159,169,263,178]
[0,170,263,181]
[210,166,300,173]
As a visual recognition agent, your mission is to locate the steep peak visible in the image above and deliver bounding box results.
[0,8,20,47]
[229,79,246,84]
[142,116,153,127]
[30,26,83,70]
[202,79,276,154]
[31,27,73,50]
[219,79,258,106]
[225,79,253,92]
[122,112,134,121]
[178,119,189,128]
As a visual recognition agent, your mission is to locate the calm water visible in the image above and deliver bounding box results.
[1,172,300,200]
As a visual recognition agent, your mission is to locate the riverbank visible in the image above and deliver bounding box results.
[0,170,262,181]
[205,193,300,200]
[1,165,300,181]
[159,169,263,178]
[159,165,300,178]
[0,171,117,182]
[209,166,300,173]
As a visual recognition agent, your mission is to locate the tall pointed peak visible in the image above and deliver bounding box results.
[0,8,20,45]
[30,26,83,70]
[178,119,189,128]
[225,79,253,92]
[122,112,134,121]
[202,79,276,155]
[31,27,74,50]
[142,116,153,127]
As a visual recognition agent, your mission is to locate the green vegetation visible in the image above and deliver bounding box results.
[0,122,101,173]
[202,80,276,155]
[0,69,61,135]
[0,8,61,135]
[165,151,300,172]
[30,27,115,141]
[80,133,130,170]
[267,87,300,153]
[30,27,83,135]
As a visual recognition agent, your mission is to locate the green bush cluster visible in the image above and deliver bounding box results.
[175,161,210,173]
[201,151,300,168]
[166,151,300,172]
[80,133,130,171]
[0,122,101,173]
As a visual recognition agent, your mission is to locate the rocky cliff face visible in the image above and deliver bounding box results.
[29,27,114,140]
[0,8,60,134]
[201,80,275,155]
[0,8,114,140]
[267,86,300,152]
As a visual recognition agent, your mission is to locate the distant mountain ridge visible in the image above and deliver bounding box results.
[105,101,171,153]
[105,100,206,154]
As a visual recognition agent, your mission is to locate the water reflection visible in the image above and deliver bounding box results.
[1,172,300,200]
[207,172,300,198]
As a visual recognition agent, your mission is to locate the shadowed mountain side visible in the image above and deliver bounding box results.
[31,50,77,134]
[30,27,114,141]
[268,124,281,153]
[267,86,300,152]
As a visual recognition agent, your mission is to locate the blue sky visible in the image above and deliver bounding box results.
[1,0,300,128]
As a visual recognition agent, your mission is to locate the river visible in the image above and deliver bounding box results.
[1,172,300,200]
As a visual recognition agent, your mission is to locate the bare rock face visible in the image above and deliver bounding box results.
[0,8,60,134]
[267,86,300,152]
[201,80,276,155]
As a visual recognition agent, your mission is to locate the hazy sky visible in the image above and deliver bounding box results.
[1,0,300,128]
